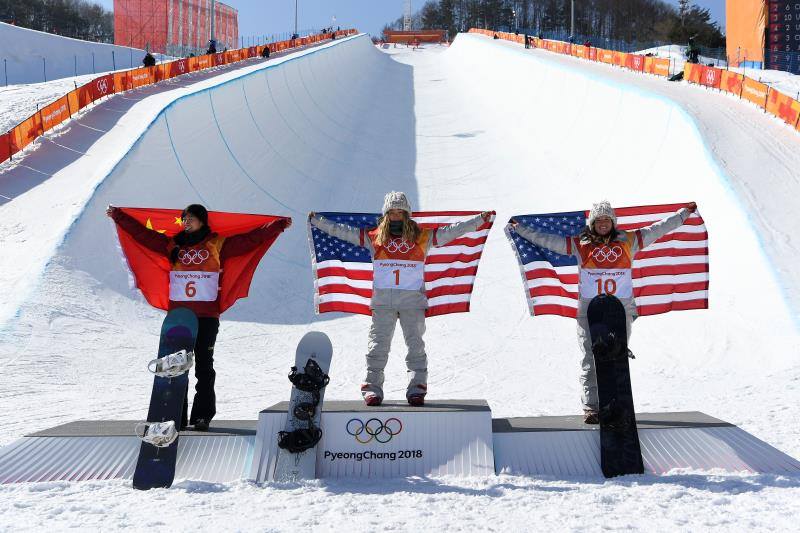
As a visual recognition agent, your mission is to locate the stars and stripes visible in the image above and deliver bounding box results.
[506,203,709,318]
[308,211,494,317]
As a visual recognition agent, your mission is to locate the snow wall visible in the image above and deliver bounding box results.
[0,22,152,85]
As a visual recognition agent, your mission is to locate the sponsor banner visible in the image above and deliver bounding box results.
[741,77,770,109]
[684,62,703,84]
[215,52,227,66]
[9,114,43,153]
[589,47,597,61]
[766,89,800,126]
[39,95,71,131]
[598,49,614,64]
[169,58,189,78]
[0,132,11,161]
[315,409,494,478]
[613,51,628,67]
[721,70,744,96]
[247,46,258,58]
[627,54,645,72]
[699,66,722,89]
[129,67,155,89]
[652,58,670,77]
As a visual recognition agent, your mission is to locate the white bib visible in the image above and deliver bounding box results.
[579,268,633,299]
[169,271,220,302]
[373,259,424,290]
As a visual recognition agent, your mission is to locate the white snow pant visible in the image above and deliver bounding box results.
[576,313,634,412]
[361,308,428,400]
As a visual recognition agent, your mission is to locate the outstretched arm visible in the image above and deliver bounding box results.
[510,220,571,256]
[309,213,374,254]
[107,206,170,255]
[427,212,491,251]
[221,218,291,259]
[634,203,696,253]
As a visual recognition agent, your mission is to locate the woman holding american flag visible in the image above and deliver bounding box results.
[310,191,492,407]
[510,200,696,424]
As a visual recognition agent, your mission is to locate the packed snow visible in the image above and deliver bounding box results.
[0,21,161,86]
[0,33,798,531]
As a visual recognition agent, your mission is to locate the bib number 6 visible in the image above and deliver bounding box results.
[595,278,617,296]
[185,281,196,298]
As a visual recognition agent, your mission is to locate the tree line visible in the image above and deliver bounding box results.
[385,0,724,49]
[0,0,113,43]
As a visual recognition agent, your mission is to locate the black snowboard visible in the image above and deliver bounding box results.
[587,294,644,478]
[132,308,198,490]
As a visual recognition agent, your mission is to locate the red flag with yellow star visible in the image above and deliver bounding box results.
[113,207,289,313]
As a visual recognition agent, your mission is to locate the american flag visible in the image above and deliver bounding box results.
[308,211,494,317]
[505,203,709,318]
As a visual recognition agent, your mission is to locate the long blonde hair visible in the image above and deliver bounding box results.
[374,211,421,246]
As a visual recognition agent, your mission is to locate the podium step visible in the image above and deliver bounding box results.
[251,400,495,481]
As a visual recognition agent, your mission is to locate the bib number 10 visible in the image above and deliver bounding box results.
[595,278,617,295]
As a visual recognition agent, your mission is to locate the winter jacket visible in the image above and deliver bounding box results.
[310,213,486,310]
[513,208,690,317]
[112,209,286,318]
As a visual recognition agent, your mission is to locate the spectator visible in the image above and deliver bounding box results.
[261,45,270,58]
[207,39,217,54]
[142,53,156,67]
[686,37,700,64]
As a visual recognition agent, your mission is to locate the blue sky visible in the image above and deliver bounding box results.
[96,1,726,38]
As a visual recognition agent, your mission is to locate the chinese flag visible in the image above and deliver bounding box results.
[113,207,289,313]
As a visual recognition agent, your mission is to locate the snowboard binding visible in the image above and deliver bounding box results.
[598,399,633,430]
[278,357,330,454]
[135,420,179,448]
[591,330,626,362]
[147,349,194,378]
[277,426,323,453]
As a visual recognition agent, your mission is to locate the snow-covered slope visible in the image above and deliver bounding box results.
[0,33,798,530]
[0,21,153,85]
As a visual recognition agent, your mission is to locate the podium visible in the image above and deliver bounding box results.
[251,400,495,481]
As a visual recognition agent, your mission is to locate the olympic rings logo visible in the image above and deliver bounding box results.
[346,417,403,444]
[591,245,622,264]
[385,238,414,254]
[178,249,210,265]
[96,78,109,94]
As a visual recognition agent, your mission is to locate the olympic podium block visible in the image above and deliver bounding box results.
[250,400,495,481]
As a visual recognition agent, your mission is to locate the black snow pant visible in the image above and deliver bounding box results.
[181,317,220,428]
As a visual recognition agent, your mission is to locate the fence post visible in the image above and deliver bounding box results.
[74,55,77,77]
[42,57,46,82]
[3,59,7,87]
[92,52,95,74]
[112,50,116,71]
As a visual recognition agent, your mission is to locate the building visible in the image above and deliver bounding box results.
[727,1,800,73]
[114,0,238,56]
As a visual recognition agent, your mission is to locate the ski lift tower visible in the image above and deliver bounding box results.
[403,0,412,31]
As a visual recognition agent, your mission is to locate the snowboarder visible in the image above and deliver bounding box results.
[107,204,291,430]
[309,192,492,407]
[510,201,696,424]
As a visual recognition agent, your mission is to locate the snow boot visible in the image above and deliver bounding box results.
[364,394,382,407]
[407,394,425,407]
[193,418,210,431]
[583,409,600,425]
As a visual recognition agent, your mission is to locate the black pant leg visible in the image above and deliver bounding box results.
[189,317,220,424]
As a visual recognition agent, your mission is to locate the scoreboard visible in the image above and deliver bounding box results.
[767,1,800,72]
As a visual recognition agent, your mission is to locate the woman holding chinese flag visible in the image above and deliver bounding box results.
[510,200,696,424]
[310,192,492,407]
[107,204,290,431]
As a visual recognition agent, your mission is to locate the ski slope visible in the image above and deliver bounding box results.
[0,32,798,530]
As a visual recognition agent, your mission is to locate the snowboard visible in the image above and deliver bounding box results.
[587,294,644,478]
[132,308,198,490]
[273,331,332,482]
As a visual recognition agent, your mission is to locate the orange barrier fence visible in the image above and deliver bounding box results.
[471,28,800,134]
[1,30,357,165]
